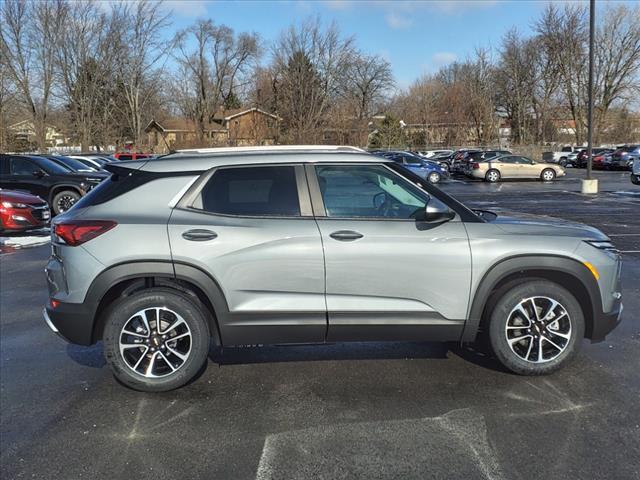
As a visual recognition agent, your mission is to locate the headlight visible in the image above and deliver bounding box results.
[1,201,29,209]
[585,240,618,253]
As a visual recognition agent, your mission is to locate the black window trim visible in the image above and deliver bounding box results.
[305,161,485,223]
[176,163,313,219]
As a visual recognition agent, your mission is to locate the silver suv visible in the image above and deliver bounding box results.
[43,147,623,391]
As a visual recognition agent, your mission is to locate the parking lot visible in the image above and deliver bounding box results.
[1,169,639,479]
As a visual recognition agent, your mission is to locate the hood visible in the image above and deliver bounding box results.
[486,210,608,240]
[66,171,110,180]
[0,189,45,204]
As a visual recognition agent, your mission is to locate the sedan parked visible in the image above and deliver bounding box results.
[0,189,50,232]
[377,151,448,183]
[467,155,566,182]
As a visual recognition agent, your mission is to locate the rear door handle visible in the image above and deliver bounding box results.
[329,230,364,241]
[182,229,218,241]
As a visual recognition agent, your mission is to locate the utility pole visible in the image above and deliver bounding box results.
[582,0,598,193]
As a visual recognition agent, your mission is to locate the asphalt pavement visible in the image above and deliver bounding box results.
[1,170,639,479]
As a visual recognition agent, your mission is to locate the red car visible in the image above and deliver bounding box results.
[113,152,154,161]
[0,189,50,233]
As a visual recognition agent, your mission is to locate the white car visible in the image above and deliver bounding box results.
[419,149,453,159]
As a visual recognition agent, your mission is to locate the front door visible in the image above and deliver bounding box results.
[168,164,326,346]
[309,163,472,342]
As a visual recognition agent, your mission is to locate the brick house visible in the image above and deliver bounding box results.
[145,107,280,153]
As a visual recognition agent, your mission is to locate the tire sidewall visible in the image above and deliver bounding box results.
[52,190,80,215]
[485,169,500,182]
[103,288,210,392]
[488,280,585,375]
[541,169,556,181]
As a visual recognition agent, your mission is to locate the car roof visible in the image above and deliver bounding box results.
[122,150,382,173]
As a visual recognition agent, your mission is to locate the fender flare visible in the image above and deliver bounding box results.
[85,261,228,345]
[461,254,602,342]
[49,183,84,204]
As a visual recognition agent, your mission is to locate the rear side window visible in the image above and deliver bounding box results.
[199,166,300,217]
[10,157,37,175]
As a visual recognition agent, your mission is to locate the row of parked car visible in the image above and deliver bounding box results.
[0,151,155,233]
[542,145,640,170]
[372,148,566,183]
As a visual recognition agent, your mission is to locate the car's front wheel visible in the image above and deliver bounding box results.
[541,168,556,181]
[427,171,441,184]
[488,280,584,375]
[103,288,210,392]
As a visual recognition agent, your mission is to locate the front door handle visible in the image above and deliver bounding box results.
[182,229,218,241]
[329,230,364,241]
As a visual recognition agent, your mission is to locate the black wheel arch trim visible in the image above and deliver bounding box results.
[80,260,227,345]
[461,254,603,342]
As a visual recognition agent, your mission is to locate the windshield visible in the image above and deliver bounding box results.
[31,156,73,175]
[51,156,95,171]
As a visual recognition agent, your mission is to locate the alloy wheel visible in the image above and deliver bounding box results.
[57,195,76,213]
[542,170,555,181]
[119,307,192,378]
[505,296,572,363]
[428,172,440,184]
[487,171,500,182]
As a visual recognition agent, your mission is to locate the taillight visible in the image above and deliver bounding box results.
[54,220,116,246]
[472,163,480,169]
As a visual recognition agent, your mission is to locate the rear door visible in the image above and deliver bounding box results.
[168,164,326,346]
[309,163,471,342]
[497,155,521,178]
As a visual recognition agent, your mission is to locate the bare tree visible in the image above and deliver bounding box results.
[272,17,355,143]
[110,0,172,147]
[495,29,537,144]
[0,0,64,150]
[592,3,640,144]
[173,19,259,143]
[55,1,118,151]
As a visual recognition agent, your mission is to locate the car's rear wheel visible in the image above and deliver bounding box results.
[485,169,500,182]
[427,171,441,184]
[541,168,556,182]
[488,280,584,375]
[52,190,80,215]
[103,288,210,392]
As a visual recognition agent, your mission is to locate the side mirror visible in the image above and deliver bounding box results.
[420,198,455,223]
[32,169,46,178]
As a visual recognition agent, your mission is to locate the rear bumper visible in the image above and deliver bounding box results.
[43,301,94,345]
[591,301,623,343]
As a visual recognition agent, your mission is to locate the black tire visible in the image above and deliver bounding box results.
[540,168,556,182]
[51,190,81,215]
[438,162,449,171]
[631,174,640,185]
[427,171,441,184]
[488,280,584,375]
[485,169,500,183]
[103,288,210,392]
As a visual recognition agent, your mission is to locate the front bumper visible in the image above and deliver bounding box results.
[43,301,94,345]
[590,301,623,343]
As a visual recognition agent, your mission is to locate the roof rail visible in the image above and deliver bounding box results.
[175,145,366,154]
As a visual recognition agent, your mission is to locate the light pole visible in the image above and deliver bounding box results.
[582,0,598,193]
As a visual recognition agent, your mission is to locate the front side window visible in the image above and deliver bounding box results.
[198,165,300,217]
[315,164,428,219]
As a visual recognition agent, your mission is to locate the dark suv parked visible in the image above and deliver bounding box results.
[0,154,108,215]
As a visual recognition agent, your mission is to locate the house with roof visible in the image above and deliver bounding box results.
[145,107,281,153]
